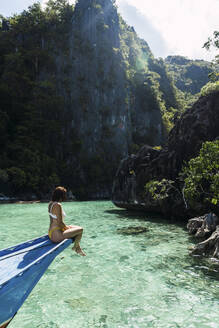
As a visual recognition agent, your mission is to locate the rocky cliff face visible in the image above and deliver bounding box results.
[68,0,131,156]
[54,0,132,197]
[112,91,219,219]
[41,0,178,197]
[0,0,180,199]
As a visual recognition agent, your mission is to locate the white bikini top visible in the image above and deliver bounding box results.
[48,202,66,220]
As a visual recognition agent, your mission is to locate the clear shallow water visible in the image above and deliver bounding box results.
[0,201,218,328]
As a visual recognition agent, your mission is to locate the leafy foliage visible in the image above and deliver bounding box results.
[165,56,213,111]
[145,179,175,201]
[118,16,181,140]
[0,1,74,195]
[181,140,219,207]
[203,31,219,50]
[200,81,219,96]
[203,31,219,82]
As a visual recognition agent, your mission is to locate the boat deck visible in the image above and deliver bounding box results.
[0,236,63,286]
[0,235,73,327]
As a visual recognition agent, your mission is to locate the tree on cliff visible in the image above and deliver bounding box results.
[181,140,219,215]
[200,32,219,98]
[203,30,219,82]
[0,2,71,195]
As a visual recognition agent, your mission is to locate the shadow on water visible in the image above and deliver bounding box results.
[105,208,186,228]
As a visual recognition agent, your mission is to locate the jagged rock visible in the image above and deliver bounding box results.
[190,226,219,259]
[187,213,219,238]
[112,91,219,219]
[187,215,206,235]
[187,213,219,259]
[117,226,148,235]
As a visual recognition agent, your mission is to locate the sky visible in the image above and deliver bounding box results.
[0,0,218,61]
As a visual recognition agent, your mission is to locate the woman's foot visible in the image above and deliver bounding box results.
[72,245,86,256]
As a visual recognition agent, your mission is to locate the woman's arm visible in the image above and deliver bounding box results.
[59,204,69,230]
[53,203,68,229]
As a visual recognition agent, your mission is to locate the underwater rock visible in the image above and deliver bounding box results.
[64,297,94,311]
[117,226,148,235]
[119,255,129,261]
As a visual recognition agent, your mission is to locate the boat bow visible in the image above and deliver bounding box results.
[0,235,72,327]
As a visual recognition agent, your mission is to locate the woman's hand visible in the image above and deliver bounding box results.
[63,225,74,230]
[61,225,68,231]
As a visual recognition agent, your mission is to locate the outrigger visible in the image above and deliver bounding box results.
[0,235,73,327]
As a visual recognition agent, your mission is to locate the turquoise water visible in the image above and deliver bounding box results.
[0,201,218,328]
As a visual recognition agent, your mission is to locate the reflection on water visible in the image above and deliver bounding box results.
[0,201,218,328]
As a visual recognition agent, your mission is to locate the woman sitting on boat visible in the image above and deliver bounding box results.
[48,186,86,256]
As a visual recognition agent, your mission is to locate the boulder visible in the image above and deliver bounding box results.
[187,213,219,259]
[190,225,219,259]
[187,213,219,238]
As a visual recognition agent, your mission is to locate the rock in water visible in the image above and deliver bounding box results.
[187,213,219,259]
[187,213,219,238]
[117,226,148,235]
[190,226,219,259]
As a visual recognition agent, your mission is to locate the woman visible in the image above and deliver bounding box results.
[48,186,86,256]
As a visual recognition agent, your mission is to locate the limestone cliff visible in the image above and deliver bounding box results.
[50,0,180,198]
[112,91,219,219]
[0,0,179,199]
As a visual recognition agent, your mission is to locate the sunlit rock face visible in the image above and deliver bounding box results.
[69,0,130,158]
[52,0,169,197]
[112,91,219,219]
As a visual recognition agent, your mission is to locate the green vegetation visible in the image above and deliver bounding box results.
[165,56,213,111]
[181,140,219,208]
[199,32,219,96]
[0,1,76,195]
[0,0,125,197]
[145,179,175,201]
[119,16,181,140]
[203,30,219,82]
[1,0,214,199]
[200,81,219,96]
[144,141,219,214]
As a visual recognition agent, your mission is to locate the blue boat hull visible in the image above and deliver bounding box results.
[0,235,73,326]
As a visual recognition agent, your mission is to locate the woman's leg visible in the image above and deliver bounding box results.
[63,226,86,256]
